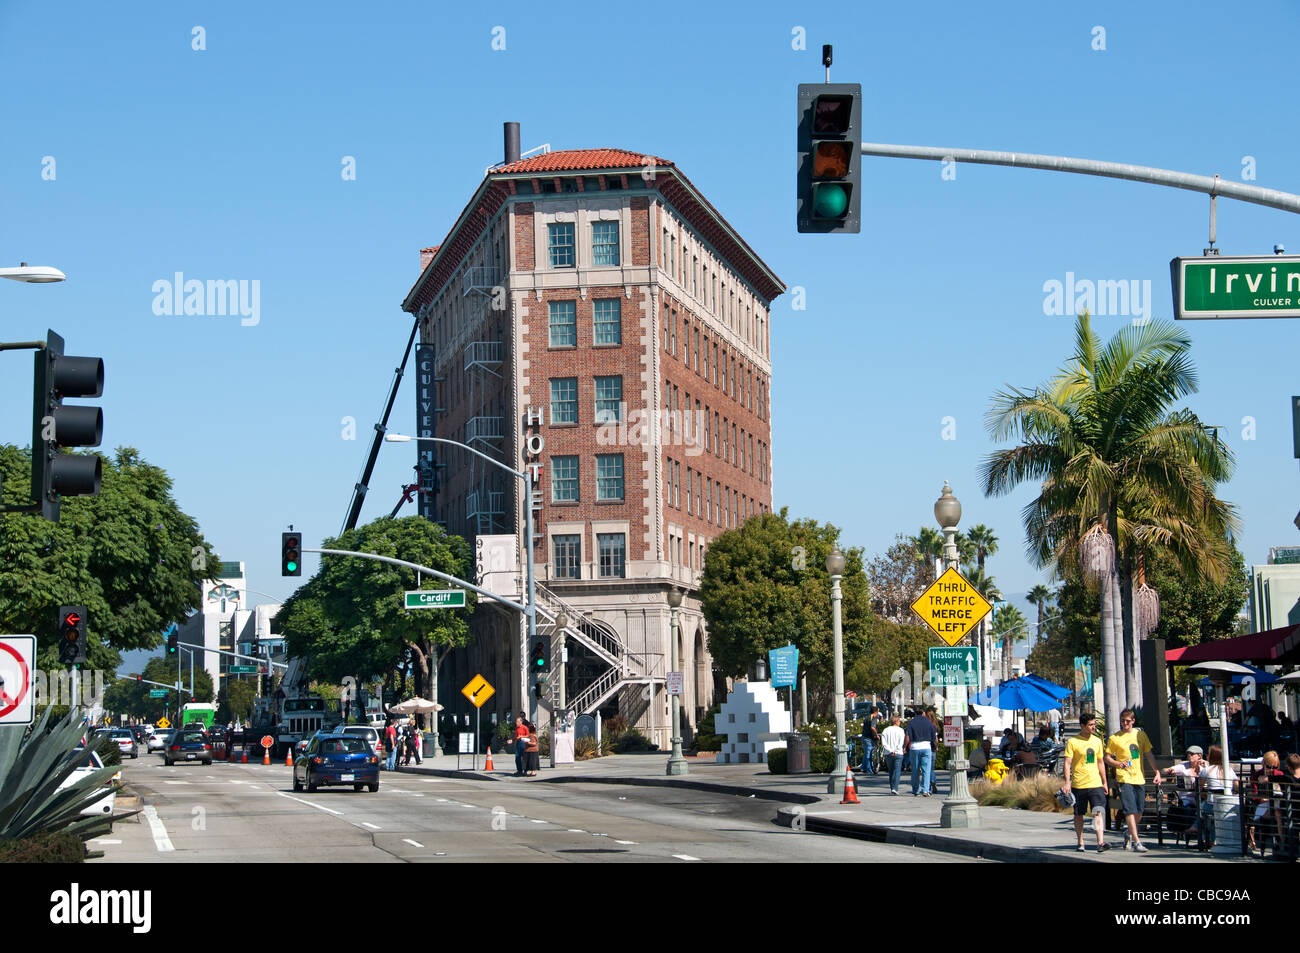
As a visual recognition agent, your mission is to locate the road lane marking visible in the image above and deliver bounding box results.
[162,781,190,785]
[615,840,637,845]
[567,829,586,833]
[362,822,381,830]
[402,838,424,848]
[672,854,700,862]
[142,806,175,852]
[90,838,121,845]
[276,791,344,816]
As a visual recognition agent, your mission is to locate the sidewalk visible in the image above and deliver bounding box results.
[387,751,1246,864]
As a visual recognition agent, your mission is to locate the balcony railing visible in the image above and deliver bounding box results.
[465,416,504,445]
[461,266,501,297]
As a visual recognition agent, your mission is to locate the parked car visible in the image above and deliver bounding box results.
[164,728,214,766]
[293,733,379,793]
[60,749,119,816]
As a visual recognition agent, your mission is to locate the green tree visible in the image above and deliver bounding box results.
[0,445,218,674]
[698,508,870,714]
[1026,583,1052,651]
[867,535,934,624]
[216,679,257,724]
[846,617,942,699]
[990,603,1027,680]
[277,517,475,727]
[102,655,213,722]
[909,527,944,579]
[965,524,999,573]
[982,312,1238,727]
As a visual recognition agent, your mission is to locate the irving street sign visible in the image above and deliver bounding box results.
[1172,255,1300,320]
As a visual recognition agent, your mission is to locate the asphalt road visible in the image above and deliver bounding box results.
[95,756,986,864]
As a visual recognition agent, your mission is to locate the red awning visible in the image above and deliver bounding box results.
[1165,625,1300,665]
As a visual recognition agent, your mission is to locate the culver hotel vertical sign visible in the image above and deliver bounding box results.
[416,344,437,520]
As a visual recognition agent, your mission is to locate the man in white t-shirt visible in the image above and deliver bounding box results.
[880,715,907,796]
[1047,709,1063,742]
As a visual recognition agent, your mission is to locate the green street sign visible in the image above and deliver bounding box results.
[405,589,466,610]
[928,646,980,688]
[1172,255,1300,319]
[149,689,169,698]
[230,665,258,674]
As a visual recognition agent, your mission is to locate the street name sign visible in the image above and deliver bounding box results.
[0,636,35,727]
[461,674,495,708]
[406,589,467,609]
[928,646,980,687]
[1172,255,1300,320]
[231,665,258,674]
[149,689,169,698]
[910,568,992,646]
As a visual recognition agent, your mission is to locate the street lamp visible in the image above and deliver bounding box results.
[1189,660,1253,856]
[0,263,66,283]
[825,545,846,793]
[385,432,539,722]
[666,587,688,776]
[549,610,568,770]
[935,481,980,829]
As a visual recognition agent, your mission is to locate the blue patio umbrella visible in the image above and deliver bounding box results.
[1195,663,1279,688]
[971,677,1063,713]
[1021,672,1072,700]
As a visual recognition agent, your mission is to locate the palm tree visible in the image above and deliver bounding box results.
[910,526,945,579]
[967,524,999,572]
[1026,584,1052,651]
[981,312,1238,731]
[964,565,998,687]
[991,603,1028,681]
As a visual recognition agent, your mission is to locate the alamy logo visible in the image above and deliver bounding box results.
[152,272,260,326]
[50,883,151,933]
[1042,272,1152,321]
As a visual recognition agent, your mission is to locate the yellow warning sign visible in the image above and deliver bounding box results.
[156,717,171,729]
[461,674,495,709]
[910,567,993,647]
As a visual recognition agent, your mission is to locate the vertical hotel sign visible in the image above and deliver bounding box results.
[416,344,437,520]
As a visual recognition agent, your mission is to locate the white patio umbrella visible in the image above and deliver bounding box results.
[388,697,443,714]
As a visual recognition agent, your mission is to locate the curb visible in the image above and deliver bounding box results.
[538,774,825,805]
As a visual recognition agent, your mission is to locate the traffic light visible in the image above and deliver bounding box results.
[533,673,549,698]
[797,82,862,233]
[166,626,178,656]
[282,531,302,576]
[531,635,551,674]
[58,605,88,666]
[31,330,104,521]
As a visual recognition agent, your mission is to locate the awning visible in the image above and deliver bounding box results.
[1165,624,1300,666]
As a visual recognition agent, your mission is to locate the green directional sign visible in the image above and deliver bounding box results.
[405,589,466,610]
[230,665,258,674]
[928,646,980,688]
[1172,255,1300,320]
[149,689,169,698]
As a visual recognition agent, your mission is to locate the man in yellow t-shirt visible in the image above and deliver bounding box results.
[1062,712,1110,852]
[1105,708,1162,853]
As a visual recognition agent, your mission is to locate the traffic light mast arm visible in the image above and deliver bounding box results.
[120,674,192,695]
[859,142,1300,214]
[173,640,289,670]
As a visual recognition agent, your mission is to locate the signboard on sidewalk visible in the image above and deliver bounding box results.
[1172,255,1300,320]
[943,716,963,747]
[0,636,35,726]
[910,568,992,646]
[406,589,467,609]
[768,644,799,688]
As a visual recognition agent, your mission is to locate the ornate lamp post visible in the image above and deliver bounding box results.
[1190,661,1252,856]
[825,545,847,793]
[935,482,980,829]
[666,588,688,775]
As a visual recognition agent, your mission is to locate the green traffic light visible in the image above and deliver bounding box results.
[813,183,848,218]
[286,561,298,573]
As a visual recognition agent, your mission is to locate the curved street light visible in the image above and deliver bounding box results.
[0,263,66,283]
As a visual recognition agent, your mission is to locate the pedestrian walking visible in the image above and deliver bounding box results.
[905,709,937,797]
[523,719,540,776]
[408,717,424,765]
[1104,708,1161,853]
[859,714,880,774]
[384,719,398,771]
[1062,711,1110,852]
[881,714,906,794]
[1048,707,1063,743]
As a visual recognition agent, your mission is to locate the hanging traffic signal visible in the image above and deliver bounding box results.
[58,605,88,666]
[31,330,104,521]
[282,531,302,576]
[797,83,862,233]
[166,626,178,656]
[531,635,551,674]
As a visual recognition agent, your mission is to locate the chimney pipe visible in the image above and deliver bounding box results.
[504,122,521,165]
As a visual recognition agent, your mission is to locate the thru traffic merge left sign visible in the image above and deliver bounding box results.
[910,567,992,647]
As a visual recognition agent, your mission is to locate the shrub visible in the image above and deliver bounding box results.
[969,774,1066,812]
[613,729,656,753]
[92,736,122,768]
[0,831,85,863]
[574,737,603,761]
[692,704,723,752]
[537,729,550,758]
[602,715,629,741]
[767,747,788,774]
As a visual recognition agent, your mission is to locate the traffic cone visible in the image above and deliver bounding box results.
[241,748,248,764]
[840,762,860,804]
[285,748,293,766]
[485,748,494,771]
[263,747,270,765]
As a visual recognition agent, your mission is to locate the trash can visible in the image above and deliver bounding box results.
[786,733,811,774]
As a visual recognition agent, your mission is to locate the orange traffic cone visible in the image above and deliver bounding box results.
[485,748,494,771]
[241,748,248,764]
[263,747,270,765]
[840,763,860,804]
[285,748,293,766]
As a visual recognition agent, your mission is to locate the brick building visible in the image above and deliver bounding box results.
[401,130,783,746]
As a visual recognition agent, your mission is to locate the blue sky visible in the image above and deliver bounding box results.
[3,1,1298,666]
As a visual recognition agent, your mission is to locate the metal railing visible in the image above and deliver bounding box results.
[464,340,503,370]
[461,266,501,297]
[465,416,504,445]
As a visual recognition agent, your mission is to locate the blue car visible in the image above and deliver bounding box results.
[294,733,379,793]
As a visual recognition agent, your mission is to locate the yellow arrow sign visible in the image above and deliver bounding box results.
[910,567,993,647]
[461,674,495,709]
[156,717,171,729]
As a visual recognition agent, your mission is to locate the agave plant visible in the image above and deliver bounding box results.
[0,707,125,843]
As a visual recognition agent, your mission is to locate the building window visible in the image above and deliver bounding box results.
[596,453,624,501]
[550,378,577,425]
[592,221,620,266]
[670,310,678,357]
[594,375,623,423]
[685,467,693,513]
[551,455,579,502]
[593,298,621,345]
[598,533,626,578]
[549,300,577,347]
[553,534,581,579]
[548,222,575,268]
[693,328,700,372]
[702,336,709,378]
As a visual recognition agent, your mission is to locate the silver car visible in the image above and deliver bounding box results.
[95,727,138,759]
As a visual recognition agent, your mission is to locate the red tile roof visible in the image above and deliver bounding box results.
[489,149,673,174]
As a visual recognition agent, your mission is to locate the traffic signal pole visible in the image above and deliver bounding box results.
[858,142,1300,214]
